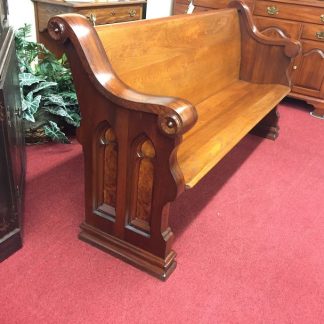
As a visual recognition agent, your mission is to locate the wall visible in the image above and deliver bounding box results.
[146,0,173,18]
[7,0,174,40]
[8,0,36,39]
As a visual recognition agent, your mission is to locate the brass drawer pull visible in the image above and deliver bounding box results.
[316,31,324,40]
[321,15,324,23]
[86,13,96,26]
[267,6,279,16]
[111,9,116,16]
[129,9,137,17]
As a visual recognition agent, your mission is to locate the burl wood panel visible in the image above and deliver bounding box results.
[47,1,300,280]
[128,138,155,234]
[94,124,118,219]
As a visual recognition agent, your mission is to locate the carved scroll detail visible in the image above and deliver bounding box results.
[303,48,324,59]
[95,124,118,219]
[128,137,155,234]
[48,18,67,42]
[259,27,289,39]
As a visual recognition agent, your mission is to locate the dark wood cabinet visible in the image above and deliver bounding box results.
[0,0,26,261]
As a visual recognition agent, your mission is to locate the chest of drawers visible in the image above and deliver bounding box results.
[173,0,254,14]
[173,0,324,117]
[33,0,147,57]
[253,0,324,117]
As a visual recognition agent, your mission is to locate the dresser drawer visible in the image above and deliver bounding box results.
[77,5,143,26]
[255,16,301,39]
[193,0,228,9]
[254,1,324,25]
[302,23,324,42]
[37,3,73,32]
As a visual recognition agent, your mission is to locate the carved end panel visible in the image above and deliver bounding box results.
[128,138,155,235]
[95,124,118,221]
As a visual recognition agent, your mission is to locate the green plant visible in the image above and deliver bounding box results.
[15,24,80,143]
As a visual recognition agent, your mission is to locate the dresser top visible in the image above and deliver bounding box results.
[32,0,147,8]
[257,0,324,8]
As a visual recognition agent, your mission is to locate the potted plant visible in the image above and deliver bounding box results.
[15,24,80,144]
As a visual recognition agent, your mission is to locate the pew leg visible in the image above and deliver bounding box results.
[250,106,280,140]
[79,212,177,281]
[78,116,181,280]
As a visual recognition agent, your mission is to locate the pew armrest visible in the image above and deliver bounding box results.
[48,14,197,137]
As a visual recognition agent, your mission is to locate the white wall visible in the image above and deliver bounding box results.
[8,0,36,39]
[146,0,173,19]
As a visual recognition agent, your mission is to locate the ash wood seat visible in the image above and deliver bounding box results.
[179,80,290,188]
[47,0,300,280]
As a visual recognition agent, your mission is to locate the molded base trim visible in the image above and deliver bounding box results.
[310,110,324,120]
[79,223,177,281]
[0,229,22,262]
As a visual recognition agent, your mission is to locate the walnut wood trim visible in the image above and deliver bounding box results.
[47,14,197,137]
[227,0,300,86]
[47,1,297,280]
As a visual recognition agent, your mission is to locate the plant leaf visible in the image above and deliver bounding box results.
[45,106,72,120]
[44,121,70,143]
[44,94,66,108]
[22,94,41,118]
[19,72,45,86]
[65,110,81,127]
[31,81,57,94]
[45,106,81,127]
[23,110,35,123]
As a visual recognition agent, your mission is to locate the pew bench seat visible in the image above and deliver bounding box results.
[179,80,290,188]
[48,0,300,280]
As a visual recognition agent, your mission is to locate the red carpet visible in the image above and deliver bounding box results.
[1,99,324,323]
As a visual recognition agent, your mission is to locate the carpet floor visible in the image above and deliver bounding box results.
[1,99,324,324]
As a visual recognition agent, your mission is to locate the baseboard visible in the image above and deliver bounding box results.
[79,222,177,281]
[0,229,22,262]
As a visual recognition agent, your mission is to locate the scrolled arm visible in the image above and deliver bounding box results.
[228,1,301,86]
[228,0,301,58]
[48,15,197,137]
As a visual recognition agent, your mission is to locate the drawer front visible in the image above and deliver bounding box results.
[254,1,324,25]
[173,0,254,14]
[37,3,72,32]
[193,0,228,9]
[302,23,324,42]
[77,5,143,26]
[291,40,324,98]
[255,16,301,39]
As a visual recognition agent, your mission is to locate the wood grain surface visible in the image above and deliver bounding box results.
[47,1,300,279]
